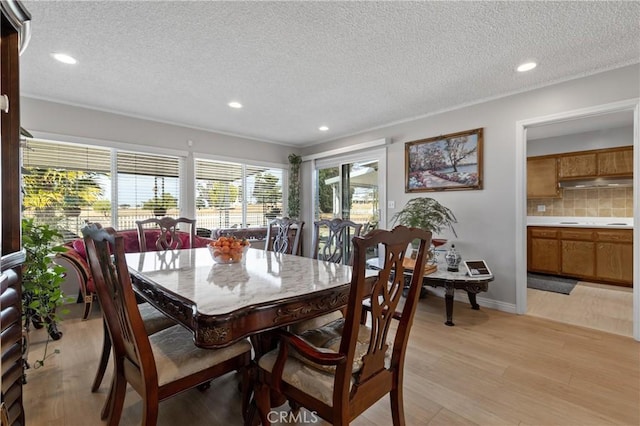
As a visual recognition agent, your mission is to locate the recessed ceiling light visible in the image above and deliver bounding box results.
[228,102,242,109]
[517,62,537,72]
[51,53,77,64]
[319,126,329,131]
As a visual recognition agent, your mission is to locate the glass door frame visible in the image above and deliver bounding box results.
[311,147,387,232]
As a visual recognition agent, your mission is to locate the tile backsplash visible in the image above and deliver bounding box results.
[527,186,634,217]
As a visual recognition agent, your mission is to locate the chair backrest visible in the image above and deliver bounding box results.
[336,225,431,415]
[82,225,157,391]
[136,216,196,252]
[311,218,363,265]
[264,217,304,255]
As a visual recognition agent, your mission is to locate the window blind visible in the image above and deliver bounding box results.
[116,151,181,228]
[22,139,111,240]
[195,159,284,229]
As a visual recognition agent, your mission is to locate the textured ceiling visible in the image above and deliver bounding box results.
[19,1,640,147]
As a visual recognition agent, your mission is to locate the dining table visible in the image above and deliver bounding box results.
[125,247,361,351]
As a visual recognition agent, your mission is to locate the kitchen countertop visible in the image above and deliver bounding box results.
[527,216,634,229]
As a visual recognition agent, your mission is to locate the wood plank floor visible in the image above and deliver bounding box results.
[527,281,633,337]
[23,295,639,426]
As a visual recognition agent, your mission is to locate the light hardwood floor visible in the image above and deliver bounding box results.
[527,281,634,337]
[24,297,639,426]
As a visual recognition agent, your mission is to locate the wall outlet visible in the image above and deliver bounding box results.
[388,201,395,209]
[537,204,546,212]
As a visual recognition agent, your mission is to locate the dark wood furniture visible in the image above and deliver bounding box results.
[367,256,494,326]
[83,226,252,425]
[1,2,31,425]
[311,218,362,265]
[125,246,358,349]
[90,299,175,393]
[528,225,633,287]
[136,216,197,252]
[264,217,304,256]
[289,218,364,334]
[252,226,432,425]
[420,265,493,326]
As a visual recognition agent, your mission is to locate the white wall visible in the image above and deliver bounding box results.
[528,125,633,157]
[300,64,640,309]
[20,97,295,165]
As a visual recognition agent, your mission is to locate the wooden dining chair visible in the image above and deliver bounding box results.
[88,223,176,396]
[264,217,304,255]
[136,216,196,252]
[312,218,363,265]
[252,225,432,426]
[82,225,252,425]
[289,218,364,333]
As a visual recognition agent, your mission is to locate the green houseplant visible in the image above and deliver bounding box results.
[391,197,458,237]
[287,153,302,219]
[21,218,68,366]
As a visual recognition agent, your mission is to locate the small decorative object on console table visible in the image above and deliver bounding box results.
[445,244,462,272]
[391,197,457,266]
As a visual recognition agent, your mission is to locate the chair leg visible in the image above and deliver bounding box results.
[240,367,251,420]
[254,382,272,426]
[82,294,93,320]
[101,374,114,420]
[141,395,159,426]
[390,387,406,426]
[106,373,126,426]
[91,320,111,392]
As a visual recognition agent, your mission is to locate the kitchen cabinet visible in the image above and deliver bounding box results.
[527,156,560,198]
[558,153,597,178]
[595,230,633,284]
[555,146,633,180]
[559,229,595,278]
[528,226,633,287]
[597,146,633,176]
[527,228,560,273]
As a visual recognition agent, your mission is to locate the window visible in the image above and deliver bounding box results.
[22,140,111,239]
[22,139,183,239]
[195,159,284,230]
[116,151,181,229]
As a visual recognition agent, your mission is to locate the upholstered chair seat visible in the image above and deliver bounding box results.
[150,325,252,386]
[258,317,391,406]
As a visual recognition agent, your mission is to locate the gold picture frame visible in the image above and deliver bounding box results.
[405,128,483,192]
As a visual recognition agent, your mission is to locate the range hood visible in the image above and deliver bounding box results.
[558,177,634,189]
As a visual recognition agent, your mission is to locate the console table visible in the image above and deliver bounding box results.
[366,257,493,326]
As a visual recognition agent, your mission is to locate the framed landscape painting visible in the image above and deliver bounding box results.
[405,128,483,192]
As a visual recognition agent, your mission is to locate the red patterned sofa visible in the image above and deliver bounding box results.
[54,228,213,320]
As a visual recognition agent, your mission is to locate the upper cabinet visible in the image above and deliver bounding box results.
[558,153,597,178]
[558,146,633,180]
[597,146,633,176]
[527,156,560,198]
[528,146,634,199]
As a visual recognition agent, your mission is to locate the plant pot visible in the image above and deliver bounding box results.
[153,207,167,217]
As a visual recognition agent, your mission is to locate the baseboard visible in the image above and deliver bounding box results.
[426,287,517,314]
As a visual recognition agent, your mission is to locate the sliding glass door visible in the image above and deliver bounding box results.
[314,148,385,260]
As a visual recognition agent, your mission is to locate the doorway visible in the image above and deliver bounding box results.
[515,99,640,341]
[312,148,386,259]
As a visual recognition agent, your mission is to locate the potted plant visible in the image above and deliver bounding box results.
[391,197,457,237]
[21,218,68,367]
[287,153,302,219]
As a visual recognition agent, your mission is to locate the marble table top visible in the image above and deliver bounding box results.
[125,247,354,316]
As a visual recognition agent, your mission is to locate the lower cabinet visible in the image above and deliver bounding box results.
[528,226,633,287]
[528,228,559,273]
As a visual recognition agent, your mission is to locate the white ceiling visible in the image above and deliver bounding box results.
[19,1,640,147]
